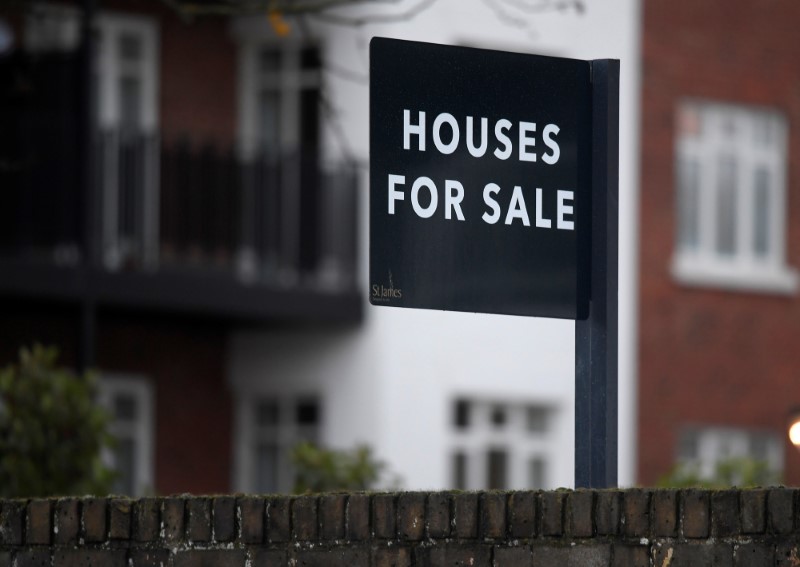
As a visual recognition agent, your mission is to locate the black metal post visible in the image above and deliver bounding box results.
[575,59,620,489]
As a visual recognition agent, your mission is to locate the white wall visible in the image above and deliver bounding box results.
[230,0,641,490]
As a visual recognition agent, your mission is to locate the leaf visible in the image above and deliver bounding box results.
[0,345,116,497]
[267,9,291,37]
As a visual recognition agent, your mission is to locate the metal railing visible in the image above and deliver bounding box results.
[2,129,359,292]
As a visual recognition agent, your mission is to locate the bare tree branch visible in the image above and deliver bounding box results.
[500,0,584,14]
[294,13,361,166]
[482,0,527,29]
[308,0,440,27]
[169,0,403,17]
[324,62,370,84]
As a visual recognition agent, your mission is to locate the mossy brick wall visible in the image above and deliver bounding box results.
[1,489,800,566]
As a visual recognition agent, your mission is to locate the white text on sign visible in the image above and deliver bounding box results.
[386,110,574,229]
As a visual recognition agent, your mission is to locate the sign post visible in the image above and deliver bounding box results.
[369,38,619,488]
[574,60,619,488]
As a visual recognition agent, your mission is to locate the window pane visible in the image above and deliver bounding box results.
[487,449,507,490]
[257,90,280,154]
[114,394,138,421]
[748,433,770,461]
[715,155,737,255]
[528,457,546,489]
[119,32,142,62]
[452,452,467,489]
[677,157,700,251]
[259,49,280,74]
[721,110,737,137]
[454,399,470,429]
[526,406,548,433]
[112,437,136,495]
[753,167,770,257]
[301,46,321,70]
[490,405,506,428]
[256,400,279,427]
[717,433,734,459]
[677,429,699,460]
[753,114,773,147]
[255,443,279,493]
[296,400,319,425]
[120,76,141,132]
[300,87,320,156]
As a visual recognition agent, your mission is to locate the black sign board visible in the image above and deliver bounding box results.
[369,37,592,319]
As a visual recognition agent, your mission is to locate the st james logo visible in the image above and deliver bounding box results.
[371,271,402,303]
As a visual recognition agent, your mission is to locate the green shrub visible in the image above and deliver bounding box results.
[0,345,116,497]
[656,457,781,488]
[291,442,389,494]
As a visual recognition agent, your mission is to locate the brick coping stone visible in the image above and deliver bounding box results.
[0,488,798,566]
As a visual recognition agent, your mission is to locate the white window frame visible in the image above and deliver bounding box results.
[231,19,321,161]
[95,12,160,270]
[677,425,783,481]
[95,13,159,132]
[231,18,323,280]
[234,394,321,493]
[449,398,558,490]
[672,100,798,294]
[22,7,161,270]
[97,374,155,497]
[22,6,159,132]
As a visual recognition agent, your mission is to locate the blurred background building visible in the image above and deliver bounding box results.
[637,0,800,486]
[0,0,643,495]
[0,0,361,495]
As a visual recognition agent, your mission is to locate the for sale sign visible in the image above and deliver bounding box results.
[370,37,592,319]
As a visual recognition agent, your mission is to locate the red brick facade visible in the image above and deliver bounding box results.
[638,0,800,484]
[158,11,238,147]
[96,315,233,494]
[0,3,240,494]
[0,305,234,494]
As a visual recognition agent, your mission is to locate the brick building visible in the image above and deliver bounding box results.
[0,1,360,495]
[638,0,800,485]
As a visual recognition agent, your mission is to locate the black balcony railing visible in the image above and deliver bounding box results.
[0,48,360,326]
[156,141,357,289]
[1,127,359,293]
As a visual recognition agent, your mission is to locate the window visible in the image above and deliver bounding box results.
[235,36,322,279]
[24,3,80,52]
[19,7,159,269]
[450,399,554,490]
[676,425,783,483]
[672,101,797,293]
[97,376,155,496]
[238,43,321,160]
[95,14,160,271]
[241,396,321,493]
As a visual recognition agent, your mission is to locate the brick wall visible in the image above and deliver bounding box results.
[1,489,799,566]
[638,0,800,485]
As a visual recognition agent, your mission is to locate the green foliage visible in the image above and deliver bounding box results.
[656,457,782,489]
[0,345,116,497]
[291,442,389,494]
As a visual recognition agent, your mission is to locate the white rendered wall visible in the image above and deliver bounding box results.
[230,0,641,490]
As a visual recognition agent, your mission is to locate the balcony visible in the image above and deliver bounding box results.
[0,123,362,325]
